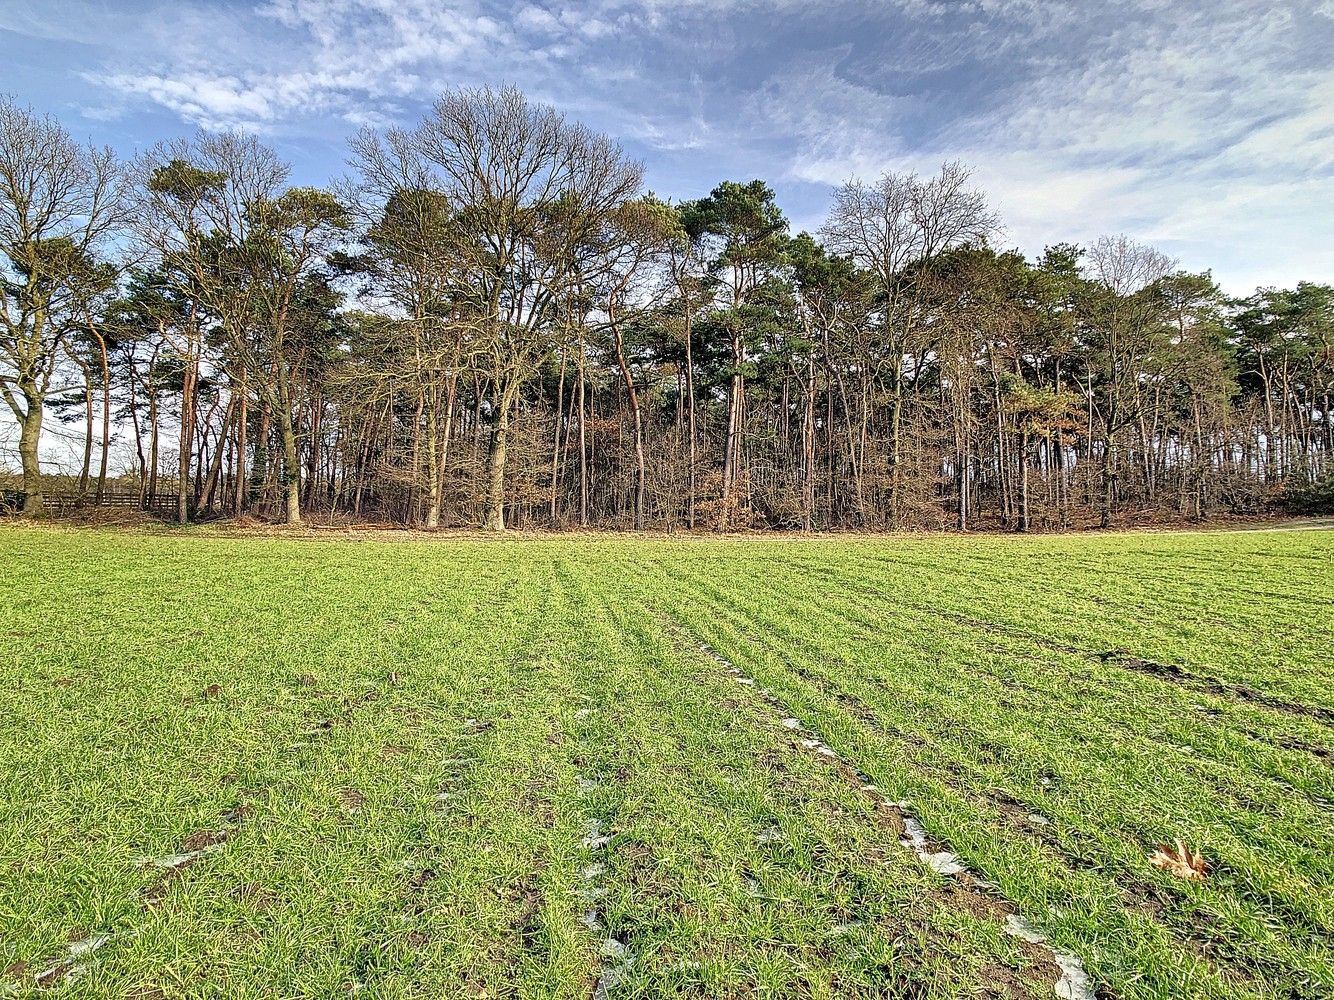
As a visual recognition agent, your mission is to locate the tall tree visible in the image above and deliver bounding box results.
[1082,234,1175,526]
[681,180,789,524]
[0,99,125,514]
[413,86,642,530]
[822,162,997,526]
[594,195,677,528]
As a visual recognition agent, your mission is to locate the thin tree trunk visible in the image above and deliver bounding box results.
[578,333,589,527]
[610,306,646,530]
[550,348,566,525]
[484,378,519,531]
[234,374,248,515]
[93,331,111,503]
[200,392,235,513]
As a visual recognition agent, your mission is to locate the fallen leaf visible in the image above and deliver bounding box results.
[1150,839,1207,880]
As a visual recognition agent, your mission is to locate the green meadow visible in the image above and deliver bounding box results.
[1,525,1331,999]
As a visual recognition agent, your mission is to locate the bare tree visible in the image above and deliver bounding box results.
[594,196,677,529]
[0,98,126,514]
[822,161,998,526]
[413,86,642,530]
[345,128,478,528]
[1084,234,1175,526]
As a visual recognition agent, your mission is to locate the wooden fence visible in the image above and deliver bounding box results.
[1,488,178,515]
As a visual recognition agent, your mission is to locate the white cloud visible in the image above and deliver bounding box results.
[777,0,1334,292]
[515,3,561,33]
[11,0,1332,291]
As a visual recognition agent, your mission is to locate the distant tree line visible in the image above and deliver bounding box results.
[2,89,1331,530]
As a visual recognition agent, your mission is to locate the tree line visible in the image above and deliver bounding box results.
[2,89,1331,530]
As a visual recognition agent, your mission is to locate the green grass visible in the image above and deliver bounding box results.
[1,524,1331,999]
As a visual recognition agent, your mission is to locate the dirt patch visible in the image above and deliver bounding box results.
[232,880,274,912]
[407,868,436,892]
[141,804,253,905]
[1272,734,1332,759]
[518,777,556,828]
[1097,651,1334,724]
[977,959,1061,1000]
[179,829,228,853]
[221,802,255,824]
[338,788,366,813]
[514,888,545,954]
[1099,652,1187,679]
[983,789,1055,836]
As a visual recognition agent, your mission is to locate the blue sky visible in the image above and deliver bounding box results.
[2,0,1333,294]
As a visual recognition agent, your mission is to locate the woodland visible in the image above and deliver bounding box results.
[2,88,1331,531]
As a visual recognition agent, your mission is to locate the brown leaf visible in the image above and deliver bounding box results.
[1149,839,1207,880]
[203,683,222,700]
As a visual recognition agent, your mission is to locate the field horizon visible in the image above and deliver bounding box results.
[2,525,1331,999]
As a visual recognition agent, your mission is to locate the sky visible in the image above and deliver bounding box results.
[1,0,1332,297]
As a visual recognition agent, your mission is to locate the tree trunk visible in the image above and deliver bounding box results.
[275,366,302,525]
[887,367,903,528]
[684,310,696,530]
[77,356,94,498]
[549,349,566,526]
[1018,427,1030,532]
[483,379,518,531]
[95,332,111,504]
[577,335,589,527]
[614,334,646,530]
[720,326,745,525]
[199,393,235,513]
[16,393,44,515]
[147,379,160,509]
[177,352,196,524]
[234,376,248,515]
[802,354,815,532]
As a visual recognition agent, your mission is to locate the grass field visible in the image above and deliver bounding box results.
[1,525,1331,1000]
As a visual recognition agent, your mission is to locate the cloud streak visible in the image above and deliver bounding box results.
[3,0,1331,291]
